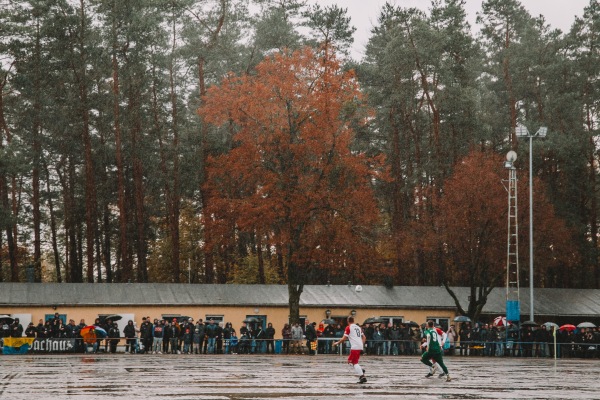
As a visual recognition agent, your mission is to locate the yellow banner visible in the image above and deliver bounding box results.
[3,337,35,347]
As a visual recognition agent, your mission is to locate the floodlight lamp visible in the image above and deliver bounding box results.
[536,127,547,138]
[506,151,517,163]
[515,125,529,137]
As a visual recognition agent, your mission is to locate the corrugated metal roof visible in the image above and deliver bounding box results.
[0,283,598,317]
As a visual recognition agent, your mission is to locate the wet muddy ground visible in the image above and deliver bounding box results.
[0,354,597,399]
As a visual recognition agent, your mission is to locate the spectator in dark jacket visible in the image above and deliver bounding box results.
[10,318,23,337]
[193,321,204,354]
[254,325,265,354]
[123,320,137,354]
[56,319,69,339]
[35,319,45,338]
[139,317,153,354]
[195,319,205,354]
[168,319,181,354]
[65,319,77,338]
[281,323,292,354]
[323,323,336,354]
[50,313,62,337]
[305,320,317,355]
[534,326,549,357]
[265,323,276,354]
[108,323,120,353]
[205,319,217,354]
[223,322,234,354]
[25,322,37,337]
[216,322,225,354]
[152,320,164,354]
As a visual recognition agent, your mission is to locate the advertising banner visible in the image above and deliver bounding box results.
[2,337,79,354]
[2,337,35,354]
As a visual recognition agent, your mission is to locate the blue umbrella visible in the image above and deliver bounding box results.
[93,326,107,337]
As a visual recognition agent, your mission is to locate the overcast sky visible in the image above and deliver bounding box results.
[309,0,591,60]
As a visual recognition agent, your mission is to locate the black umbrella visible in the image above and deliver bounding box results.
[101,314,122,322]
[521,320,538,327]
[453,315,471,323]
[243,317,261,323]
[0,314,14,325]
[321,318,336,325]
[402,320,420,328]
[363,317,386,325]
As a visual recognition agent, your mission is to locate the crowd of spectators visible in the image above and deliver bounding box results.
[453,322,600,359]
[2,314,599,358]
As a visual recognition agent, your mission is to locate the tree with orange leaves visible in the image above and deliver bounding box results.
[199,47,381,323]
[421,150,577,322]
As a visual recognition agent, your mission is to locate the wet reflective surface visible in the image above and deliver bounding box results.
[0,354,597,399]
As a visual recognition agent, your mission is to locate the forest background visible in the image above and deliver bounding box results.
[1,0,599,319]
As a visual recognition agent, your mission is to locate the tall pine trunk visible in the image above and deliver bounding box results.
[43,160,61,282]
[198,57,214,283]
[32,18,42,282]
[169,15,181,282]
[111,4,131,282]
[78,0,98,283]
[0,76,18,282]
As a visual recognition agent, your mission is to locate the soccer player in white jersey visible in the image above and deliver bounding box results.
[333,316,367,384]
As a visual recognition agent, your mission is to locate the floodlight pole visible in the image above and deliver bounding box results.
[528,134,534,322]
[516,125,547,322]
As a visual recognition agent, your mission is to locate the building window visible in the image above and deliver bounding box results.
[382,316,404,326]
[426,317,449,331]
[45,314,66,324]
[205,315,224,324]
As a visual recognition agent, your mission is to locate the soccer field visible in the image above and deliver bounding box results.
[0,354,597,399]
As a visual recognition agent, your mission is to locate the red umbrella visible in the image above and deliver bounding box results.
[493,316,511,327]
[559,324,576,332]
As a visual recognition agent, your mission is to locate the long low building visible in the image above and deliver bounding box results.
[1,283,599,335]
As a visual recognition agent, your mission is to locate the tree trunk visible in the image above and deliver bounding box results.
[287,282,303,325]
[169,19,181,283]
[111,7,131,282]
[504,18,518,150]
[0,66,18,282]
[102,203,112,282]
[198,57,214,284]
[43,160,62,282]
[78,0,98,283]
[32,18,42,282]
[256,233,265,284]
[129,85,148,282]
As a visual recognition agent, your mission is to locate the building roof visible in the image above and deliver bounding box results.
[0,283,598,317]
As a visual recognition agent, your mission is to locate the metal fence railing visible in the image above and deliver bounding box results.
[1,337,598,358]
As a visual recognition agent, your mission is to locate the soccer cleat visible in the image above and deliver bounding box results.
[358,376,367,384]
[438,373,446,378]
[446,374,452,382]
[425,372,434,378]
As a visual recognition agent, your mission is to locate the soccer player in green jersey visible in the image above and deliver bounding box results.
[420,320,451,381]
